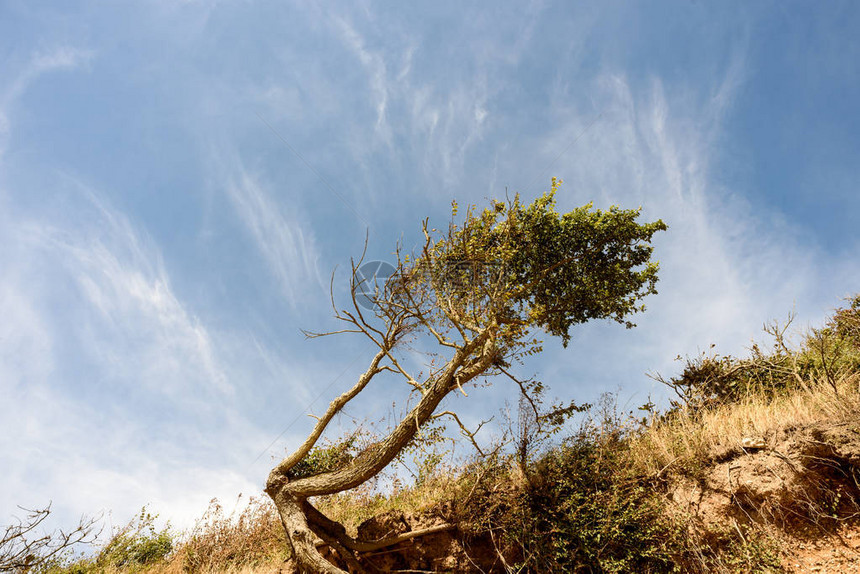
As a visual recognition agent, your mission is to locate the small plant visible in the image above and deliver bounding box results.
[95,507,172,571]
[0,504,99,573]
[703,523,783,573]
[509,376,591,477]
[286,432,362,480]
[39,507,171,574]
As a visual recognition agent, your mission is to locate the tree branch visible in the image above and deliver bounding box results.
[271,348,388,478]
[431,410,490,456]
[269,327,497,497]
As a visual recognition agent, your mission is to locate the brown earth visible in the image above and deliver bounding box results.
[781,521,860,573]
[671,420,860,573]
[318,503,514,573]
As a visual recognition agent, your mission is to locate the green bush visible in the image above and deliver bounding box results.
[96,508,172,570]
[657,293,860,410]
[833,295,860,343]
[521,432,678,573]
[286,433,361,480]
[42,508,172,573]
[463,421,681,574]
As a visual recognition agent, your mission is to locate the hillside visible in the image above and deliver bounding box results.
[14,295,860,573]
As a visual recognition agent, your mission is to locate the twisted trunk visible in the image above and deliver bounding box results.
[270,491,345,574]
[266,332,496,572]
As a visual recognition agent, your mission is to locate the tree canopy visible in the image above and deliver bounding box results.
[414,178,666,347]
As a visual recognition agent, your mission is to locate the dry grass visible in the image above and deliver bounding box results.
[152,563,285,574]
[144,473,463,572]
[316,472,460,536]
[629,371,860,478]
[156,496,289,574]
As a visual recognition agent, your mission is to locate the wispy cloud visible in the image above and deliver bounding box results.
[334,16,392,143]
[0,46,93,159]
[3,47,94,105]
[223,158,324,308]
[0,179,253,528]
[39,181,230,397]
[329,10,493,188]
[0,168,338,526]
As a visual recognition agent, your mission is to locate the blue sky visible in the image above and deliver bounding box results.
[1,1,859,531]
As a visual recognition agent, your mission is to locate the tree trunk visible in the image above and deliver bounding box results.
[271,490,346,574]
[266,332,497,573]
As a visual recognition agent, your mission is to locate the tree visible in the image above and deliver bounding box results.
[264,179,667,573]
[1,503,100,572]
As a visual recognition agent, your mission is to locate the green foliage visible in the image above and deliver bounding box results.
[511,379,591,471]
[832,294,860,344]
[96,508,171,571]
[657,294,860,410]
[286,433,360,480]
[412,178,667,348]
[464,416,681,574]
[696,524,783,573]
[801,295,860,390]
[522,434,677,573]
[398,418,452,486]
[41,508,171,573]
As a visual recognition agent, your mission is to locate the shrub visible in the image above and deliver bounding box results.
[831,294,860,344]
[523,432,678,572]
[655,294,860,410]
[462,416,681,574]
[286,433,361,480]
[41,507,171,573]
[96,508,172,569]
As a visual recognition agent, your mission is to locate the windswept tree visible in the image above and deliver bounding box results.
[265,179,667,573]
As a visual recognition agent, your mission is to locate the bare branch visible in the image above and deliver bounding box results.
[269,325,497,497]
[431,410,490,456]
[378,360,424,394]
[271,348,389,478]
[1,504,101,572]
[302,328,364,338]
[306,501,454,553]
[498,365,540,422]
